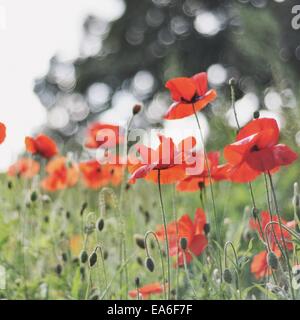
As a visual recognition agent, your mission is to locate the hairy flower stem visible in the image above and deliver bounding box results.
[157,169,171,299]
[171,185,179,300]
[145,231,167,300]
[183,251,198,299]
[192,104,223,279]
[229,81,265,243]
[267,172,295,300]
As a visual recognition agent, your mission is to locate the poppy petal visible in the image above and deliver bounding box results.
[192,72,208,97]
[165,77,197,102]
[0,122,6,144]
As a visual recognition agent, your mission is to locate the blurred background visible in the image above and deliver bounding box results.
[0,0,300,169]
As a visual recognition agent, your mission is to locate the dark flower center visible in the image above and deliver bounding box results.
[250,145,260,152]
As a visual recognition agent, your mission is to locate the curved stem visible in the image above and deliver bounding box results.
[144,231,167,300]
[183,250,198,299]
[267,172,295,300]
[157,169,171,299]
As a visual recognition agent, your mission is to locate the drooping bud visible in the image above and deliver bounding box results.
[135,277,140,288]
[89,252,98,267]
[30,191,38,202]
[145,257,155,272]
[253,111,260,119]
[96,218,105,232]
[223,268,233,284]
[62,252,68,262]
[204,223,210,235]
[228,78,236,86]
[80,202,88,216]
[180,237,188,251]
[267,251,278,270]
[136,256,143,266]
[252,207,259,219]
[7,181,13,190]
[55,264,63,276]
[134,234,146,249]
[132,104,142,115]
[80,250,89,264]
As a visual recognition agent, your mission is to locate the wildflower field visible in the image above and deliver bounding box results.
[1,71,300,301]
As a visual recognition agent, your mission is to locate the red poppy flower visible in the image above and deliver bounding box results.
[25,134,58,159]
[79,159,124,189]
[164,72,217,120]
[84,123,124,149]
[223,118,298,183]
[128,134,197,184]
[250,211,295,251]
[8,158,40,179]
[176,151,227,192]
[251,249,281,280]
[0,122,6,144]
[129,282,166,299]
[41,157,79,192]
[156,208,208,266]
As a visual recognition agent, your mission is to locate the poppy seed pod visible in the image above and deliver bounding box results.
[267,251,278,270]
[223,268,233,284]
[96,218,105,232]
[134,234,146,249]
[253,111,260,119]
[89,252,98,267]
[145,257,155,272]
[180,237,188,251]
[80,250,89,264]
[132,104,142,115]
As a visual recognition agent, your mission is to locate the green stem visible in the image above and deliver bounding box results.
[267,172,295,300]
[192,104,223,279]
[157,169,171,299]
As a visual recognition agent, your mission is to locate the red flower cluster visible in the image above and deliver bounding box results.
[25,134,58,159]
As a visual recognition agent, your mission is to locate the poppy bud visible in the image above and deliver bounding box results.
[7,181,13,189]
[62,252,68,262]
[145,257,155,272]
[80,250,89,264]
[204,223,210,235]
[252,207,259,219]
[96,218,105,232]
[132,104,142,115]
[136,256,143,266]
[229,78,236,86]
[180,237,188,251]
[80,202,88,216]
[223,268,233,284]
[134,234,146,249]
[103,250,109,260]
[80,266,85,280]
[267,251,278,270]
[135,277,140,288]
[30,191,38,202]
[66,211,71,219]
[89,252,98,267]
[91,294,99,300]
[55,264,63,276]
[44,216,49,223]
[253,111,260,119]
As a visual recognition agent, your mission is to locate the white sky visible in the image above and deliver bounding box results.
[0,0,124,170]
